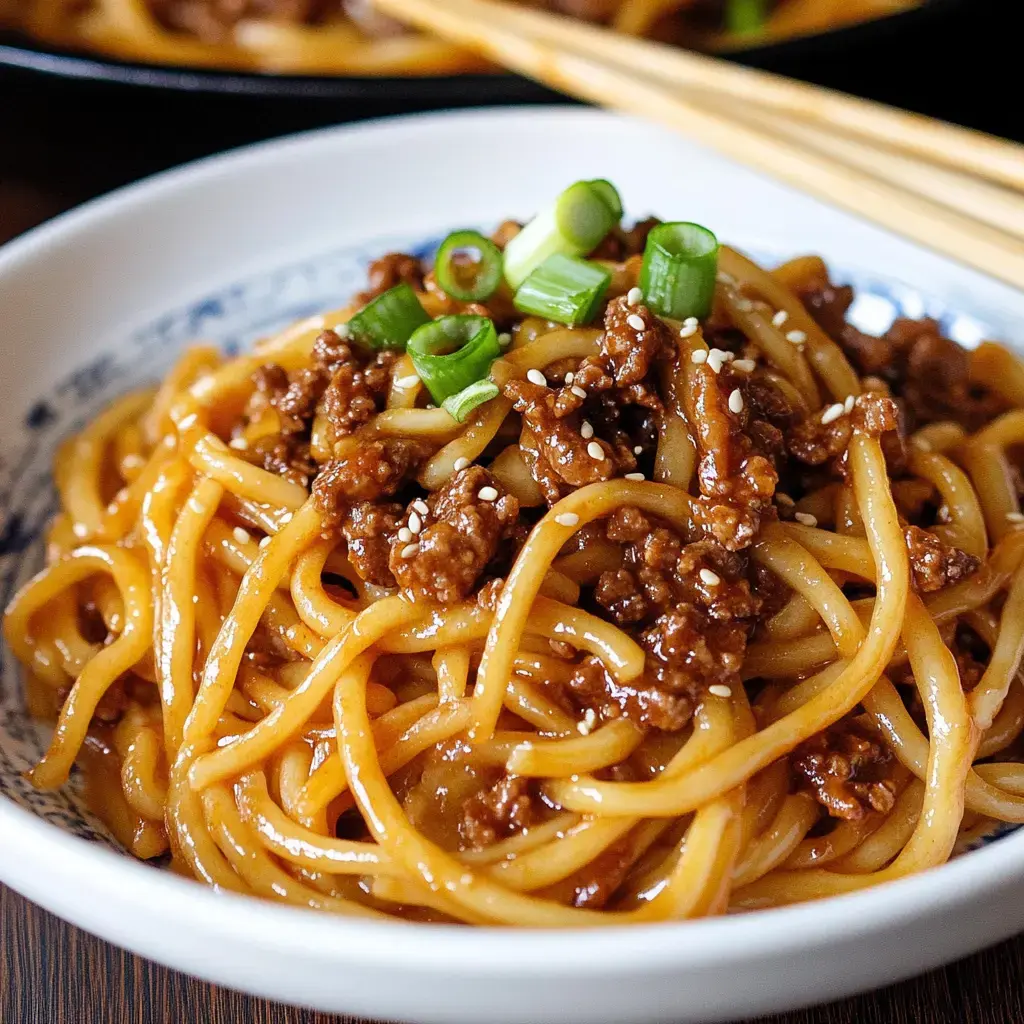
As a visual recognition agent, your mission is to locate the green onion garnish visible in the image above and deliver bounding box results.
[408,315,501,405]
[503,179,623,290]
[347,283,430,351]
[442,379,500,423]
[434,230,504,302]
[726,0,767,34]
[513,254,611,326]
[639,222,719,321]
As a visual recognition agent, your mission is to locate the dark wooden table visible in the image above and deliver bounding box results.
[3,2,1024,1018]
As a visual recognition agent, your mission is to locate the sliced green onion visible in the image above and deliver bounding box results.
[442,379,500,422]
[408,315,501,404]
[726,0,767,34]
[347,283,430,351]
[503,179,623,290]
[434,230,504,302]
[513,254,611,326]
[639,222,719,321]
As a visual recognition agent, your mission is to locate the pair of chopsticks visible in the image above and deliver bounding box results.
[372,0,1024,291]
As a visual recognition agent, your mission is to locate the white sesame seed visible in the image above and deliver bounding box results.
[634,445,643,455]
[453,457,470,471]
[280,512,294,524]
[401,543,420,558]
[690,349,708,365]
[587,441,605,461]
[794,512,818,527]
[707,352,725,374]
[571,385,588,399]
[259,536,272,548]
[498,332,512,347]
[624,472,645,481]
[555,512,580,527]
[526,368,548,387]
[229,437,249,450]
[821,403,846,425]
[732,359,756,373]
[232,526,250,545]
[626,287,644,306]
[728,389,744,414]
[394,374,419,389]
[679,323,698,339]
[776,492,795,506]
[708,684,733,698]
[699,568,721,586]
[192,594,199,605]
[413,499,429,516]
[478,486,499,502]
[565,372,575,385]
[844,394,856,414]
[1007,512,1024,524]
[577,706,598,735]
[408,511,422,534]
[772,310,789,328]
[106,502,118,515]
[627,313,646,331]
[683,316,699,329]
[334,322,351,339]
[398,527,413,543]
[787,330,807,345]
[580,420,595,440]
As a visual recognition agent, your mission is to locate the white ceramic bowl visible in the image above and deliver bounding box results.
[1,108,1023,1024]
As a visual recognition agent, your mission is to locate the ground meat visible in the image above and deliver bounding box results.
[312,438,430,526]
[355,252,424,304]
[578,296,674,390]
[388,466,519,604]
[320,347,398,440]
[590,217,661,261]
[249,433,317,488]
[904,524,980,593]
[341,502,402,586]
[792,721,897,820]
[459,773,539,849]
[569,834,637,909]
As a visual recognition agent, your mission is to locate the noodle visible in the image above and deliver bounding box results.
[6,190,1024,927]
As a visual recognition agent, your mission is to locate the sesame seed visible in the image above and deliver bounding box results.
[334,322,351,339]
[699,568,721,586]
[626,313,646,331]
[106,502,118,515]
[453,457,470,471]
[555,512,580,527]
[690,349,708,365]
[498,332,512,347]
[1007,512,1024,524]
[228,437,249,450]
[624,472,645,481]
[679,323,698,339]
[408,511,422,534]
[776,492,795,506]
[708,684,733,698]
[259,536,272,548]
[192,594,199,605]
[394,374,419,389]
[707,352,725,374]
[401,543,420,558]
[683,316,699,329]
[280,512,294,524]
[413,499,429,516]
[772,310,789,328]
[398,527,413,543]
[526,368,548,387]
[478,486,499,502]
[728,389,744,414]
[821,403,845,425]
[626,287,644,306]
[732,359,756,373]
[787,330,807,345]
[580,420,595,440]
[571,385,587,399]
[587,441,605,461]
[232,527,250,545]
[634,445,643,455]
[794,512,818,527]
[565,372,575,385]
[577,707,598,735]
[844,395,856,414]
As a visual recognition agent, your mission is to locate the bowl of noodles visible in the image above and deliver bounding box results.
[2,107,1024,1023]
[0,0,955,92]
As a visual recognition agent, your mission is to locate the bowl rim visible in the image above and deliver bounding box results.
[1,105,1021,972]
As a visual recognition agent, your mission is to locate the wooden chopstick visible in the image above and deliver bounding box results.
[413,0,1024,194]
[373,0,1024,291]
